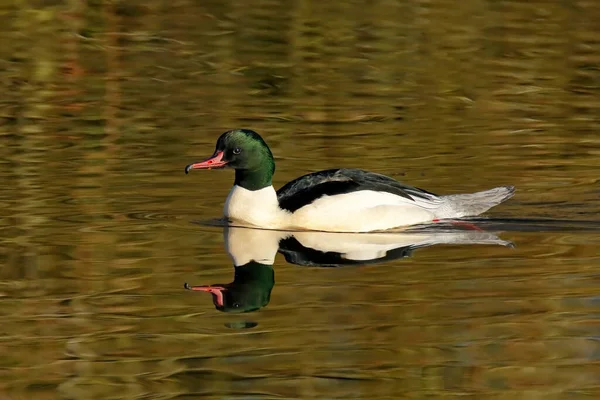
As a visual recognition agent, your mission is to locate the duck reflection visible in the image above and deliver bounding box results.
[186,224,513,313]
[185,228,278,313]
[184,263,274,313]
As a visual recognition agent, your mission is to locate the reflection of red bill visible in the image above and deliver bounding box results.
[184,283,226,307]
[185,151,227,173]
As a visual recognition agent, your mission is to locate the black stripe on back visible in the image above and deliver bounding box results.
[276,168,438,213]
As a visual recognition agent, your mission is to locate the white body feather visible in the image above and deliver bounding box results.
[224,184,513,233]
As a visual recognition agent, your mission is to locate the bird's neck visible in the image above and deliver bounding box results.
[234,160,274,191]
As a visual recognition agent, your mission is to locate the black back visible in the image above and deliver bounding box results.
[276,168,439,212]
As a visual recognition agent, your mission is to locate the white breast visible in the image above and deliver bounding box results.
[224,185,290,229]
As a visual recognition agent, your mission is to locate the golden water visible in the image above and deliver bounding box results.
[1,0,600,398]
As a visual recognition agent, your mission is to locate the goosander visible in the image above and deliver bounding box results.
[185,129,515,232]
[185,225,513,312]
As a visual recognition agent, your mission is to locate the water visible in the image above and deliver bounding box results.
[1,0,600,398]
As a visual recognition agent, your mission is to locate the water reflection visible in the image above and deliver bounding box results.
[186,224,513,313]
[185,263,274,313]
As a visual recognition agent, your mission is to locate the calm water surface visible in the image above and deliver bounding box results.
[1,0,600,399]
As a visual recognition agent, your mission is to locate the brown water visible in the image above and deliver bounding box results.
[2,0,600,398]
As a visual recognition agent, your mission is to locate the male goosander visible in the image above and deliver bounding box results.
[185,129,515,232]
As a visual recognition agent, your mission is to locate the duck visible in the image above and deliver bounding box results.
[185,129,515,233]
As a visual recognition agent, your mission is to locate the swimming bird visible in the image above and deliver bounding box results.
[185,129,515,232]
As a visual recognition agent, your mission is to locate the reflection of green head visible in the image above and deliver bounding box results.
[187,261,274,313]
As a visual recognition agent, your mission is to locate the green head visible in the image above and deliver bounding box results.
[185,129,275,191]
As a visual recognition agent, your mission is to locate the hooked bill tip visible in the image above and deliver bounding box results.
[184,282,191,289]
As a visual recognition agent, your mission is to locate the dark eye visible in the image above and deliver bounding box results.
[233,147,241,155]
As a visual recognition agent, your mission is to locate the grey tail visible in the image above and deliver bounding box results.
[440,186,515,218]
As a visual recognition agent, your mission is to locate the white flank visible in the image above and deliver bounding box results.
[224,186,440,232]
[290,190,438,232]
[223,184,514,233]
